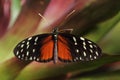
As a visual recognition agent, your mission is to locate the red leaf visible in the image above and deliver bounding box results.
[0,0,10,38]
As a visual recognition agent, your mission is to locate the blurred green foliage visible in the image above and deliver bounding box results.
[0,0,120,80]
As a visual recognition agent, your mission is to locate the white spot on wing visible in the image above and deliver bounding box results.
[33,56,36,60]
[90,55,93,60]
[16,51,19,55]
[22,54,24,57]
[75,42,77,45]
[94,45,97,48]
[18,55,21,58]
[37,58,40,61]
[26,51,29,56]
[27,45,29,49]
[73,37,76,42]
[33,49,35,53]
[95,51,99,56]
[80,37,85,41]
[34,42,37,45]
[80,57,82,60]
[76,49,79,53]
[83,42,86,45]
[17,44,20,47]
[28,37,32,40]
[83,51,86,56]
[22,41,25,43]
[89,44,93,48]
[35,37,38,42]
[21,44,24,48]
[74,59,76,62]
[88,41,92,43]
[76,57,78,60]
[73,37,78,45]
[21,49,23,52]
[90,55,92,59]
[83,45,87,50]
[94,56,97,59]
[29,57,32,60]
[90,49,93,53]
[27,41,29,45]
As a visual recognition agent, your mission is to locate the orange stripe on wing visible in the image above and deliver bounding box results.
[58,36,72,61]
[40,36,53,61]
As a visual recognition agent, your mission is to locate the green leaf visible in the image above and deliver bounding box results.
[99,20,120,54]
[60,0,120,36]
[73,70,120,80]
[0,58,30,80]
[15,55,120,80]
[86,11,120,42]
[9,0,21,27]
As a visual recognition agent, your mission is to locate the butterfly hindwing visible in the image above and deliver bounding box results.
[14,34,54,62]
[58,33,102,62]
[57,35,73,62]
[77,36,102,61]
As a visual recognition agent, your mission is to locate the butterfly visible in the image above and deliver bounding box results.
[13,28,102,63]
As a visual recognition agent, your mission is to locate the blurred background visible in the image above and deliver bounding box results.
[0,0,120,80]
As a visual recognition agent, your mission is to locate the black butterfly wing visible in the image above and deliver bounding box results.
[58,33,102,62]
[14,34,54,62]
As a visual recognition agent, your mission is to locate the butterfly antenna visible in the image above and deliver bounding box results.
[38,13,59,31]
[59,29,73,34]
[38,13,49,25]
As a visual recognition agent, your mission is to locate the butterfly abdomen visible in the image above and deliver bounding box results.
[52,33,58,63]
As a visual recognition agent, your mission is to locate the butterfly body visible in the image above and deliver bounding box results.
[14,28,102,63]
[52,28,59,63]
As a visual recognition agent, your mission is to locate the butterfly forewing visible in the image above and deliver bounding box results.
[14,34,54,62]
[58,33,102,62]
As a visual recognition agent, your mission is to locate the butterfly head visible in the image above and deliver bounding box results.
[52,27,59,34]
